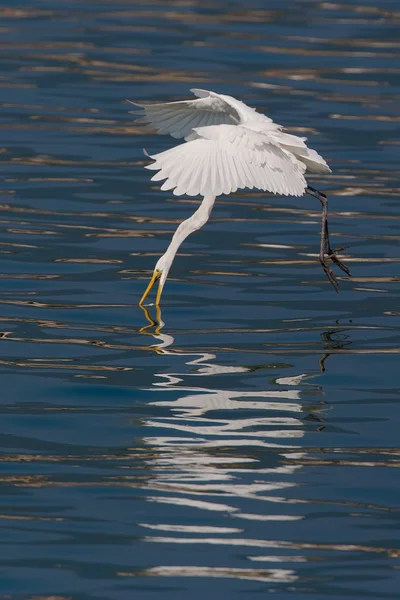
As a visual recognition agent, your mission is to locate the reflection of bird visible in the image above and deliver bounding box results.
[131,89,350,305]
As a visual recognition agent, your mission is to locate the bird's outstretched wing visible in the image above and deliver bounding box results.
[128,89,257,140]
[269,130,331,174]
[145,124,307,197]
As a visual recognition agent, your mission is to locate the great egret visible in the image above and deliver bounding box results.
[131,89,350,305]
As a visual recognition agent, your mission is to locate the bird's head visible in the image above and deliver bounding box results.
[139,255,171,306]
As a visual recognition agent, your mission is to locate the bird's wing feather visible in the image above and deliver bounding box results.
[269,130,331,173]
[280,145,331,173]
[128,89,242,140]
[145,124,307,197]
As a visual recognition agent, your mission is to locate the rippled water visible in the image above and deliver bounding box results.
[1,1,400,598]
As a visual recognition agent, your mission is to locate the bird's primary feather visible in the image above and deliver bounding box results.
[128,89,239,140]
[268,130,331,174]
[130,88,331,187]
[145,124,307,197]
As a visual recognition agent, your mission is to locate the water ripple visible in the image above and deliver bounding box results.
[0,0,400,598]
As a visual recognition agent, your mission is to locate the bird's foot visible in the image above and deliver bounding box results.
[330,245,348,254]
[320,257,339,292]
[325,247,352,277]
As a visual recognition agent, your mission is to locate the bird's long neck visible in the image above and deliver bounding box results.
[165,195,216,264]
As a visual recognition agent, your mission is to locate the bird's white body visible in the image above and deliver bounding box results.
[132,88,330,200]
[132,89,342,305]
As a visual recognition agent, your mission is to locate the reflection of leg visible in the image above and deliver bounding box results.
[306,186,351,288]
[319,328,351,372]
[318,353,329,373]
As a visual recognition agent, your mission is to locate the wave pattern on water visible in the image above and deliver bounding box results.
[0,0,400,598]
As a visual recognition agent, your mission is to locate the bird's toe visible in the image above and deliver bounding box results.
[325,252,352,277]
[319,257,339,292]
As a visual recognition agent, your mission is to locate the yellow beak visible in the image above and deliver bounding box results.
[139,270,162,306]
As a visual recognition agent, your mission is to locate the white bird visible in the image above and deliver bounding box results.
[130,89,350,305]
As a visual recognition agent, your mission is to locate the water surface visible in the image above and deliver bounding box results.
[1,0,400,598]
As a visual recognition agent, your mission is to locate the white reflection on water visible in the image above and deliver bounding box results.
[120,565,297,583]
[137,306,324,528]
[139,306,311,446]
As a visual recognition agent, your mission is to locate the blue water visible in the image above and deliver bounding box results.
[1,0,400,598]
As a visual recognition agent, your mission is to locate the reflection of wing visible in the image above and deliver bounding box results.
[275,374,310,386]
[145,124,307,197]
[150,389,302,417]
[137,305,319,533]
[128,88,257,139]
[139,565,298,584]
